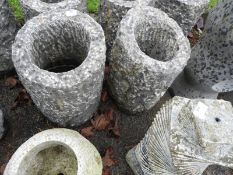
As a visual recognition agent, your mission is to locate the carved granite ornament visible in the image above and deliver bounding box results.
[0,110,5,139]
[137,0,209,35]
[12,9,106,127]
[98,0,138,52]
[171,0,233,99]
[4,128,103,175]
[0,0,17,73]
[20,0,87,21]
[108,6,191,113]
[126,96,233,175]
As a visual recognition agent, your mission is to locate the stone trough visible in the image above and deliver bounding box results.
[4,129,102,175]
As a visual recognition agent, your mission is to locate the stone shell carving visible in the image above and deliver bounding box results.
[0,109,5,139]
[98,0,138,51]
[20,0,87,21]
[12,9,106,127]
[108,6,191,113]
[4,128,103,175]
[171,0,233,99]
[137,0,209,35]
[0,0,17,73]
[126,96,233,175]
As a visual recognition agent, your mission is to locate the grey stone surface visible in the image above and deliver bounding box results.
[20,0,87,21]
[127,96,233,175]
[172,0,233,99]
[108,6,191,113]
[138,0,209,35]
[0,0,17,73]
[12,9,106,127]
[98,0,138,52]
[4,128,103,175]
[0,109,4,139]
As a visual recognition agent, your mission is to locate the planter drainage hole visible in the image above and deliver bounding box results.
[134,22,179,62]
[19,145,77,175]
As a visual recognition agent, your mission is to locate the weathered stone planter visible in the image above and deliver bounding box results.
[4,128,102,175]
[108,6,190,113]
[0,0,17,73]
[171,0,233,99]
[12,9,106,127]
[98,0,137,52]
[0,109,5,139]
[20,0,86,21]
[138,0,209,34]
[127,96,233,175]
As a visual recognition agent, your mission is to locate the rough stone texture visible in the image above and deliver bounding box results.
[126,96,233,175]
[108,6,191,113]
[0,109,4,139]
[12,9,106,127]
[171,0,233,99]
[0,0,17,73]
[138,0,209,35]
[4,128,102,175]
[20,0,87,21]
[98,0,138,52]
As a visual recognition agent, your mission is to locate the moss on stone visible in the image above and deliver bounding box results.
[87,0,99,13]
[7,0,24,22]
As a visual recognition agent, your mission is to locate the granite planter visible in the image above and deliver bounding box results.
[127,96,233,175]
[138,0,209,34]
[171,0,233,99]
[108,6,190,113]
[20,0,86,21]
[0,0,17,73]
[98,0,138,52]
[4,128,102,175]
[12,9,106,126]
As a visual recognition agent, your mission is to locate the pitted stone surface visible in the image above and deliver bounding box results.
[126,96,233,175]
[0,109,4,139]
[12,9,106,127]
[98,0,138,52]
[0,0,17,73]
[184,0,233,94]
[138,0,209,35]
[4,128,103,175]
[108,6,190,113]
[20,0,87,21]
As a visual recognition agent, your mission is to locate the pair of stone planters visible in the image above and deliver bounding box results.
[171,0,233,99]
[4,129,102,175]
[12,9,106,126]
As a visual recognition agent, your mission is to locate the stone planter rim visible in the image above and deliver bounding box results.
[19,0,82,13]
[4,128,103,175]
[106,0,137,7]
[117,7,190,70]
[12,9,106,89]
[138,0,209,6]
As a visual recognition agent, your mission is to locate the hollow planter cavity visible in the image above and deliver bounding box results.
[12,9,106,127]
[138,0,209,34]
[108,6,191,113]
[4,129,103,175]
[19,0,87,21]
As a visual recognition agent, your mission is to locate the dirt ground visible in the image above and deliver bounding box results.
[1,71,233,175]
